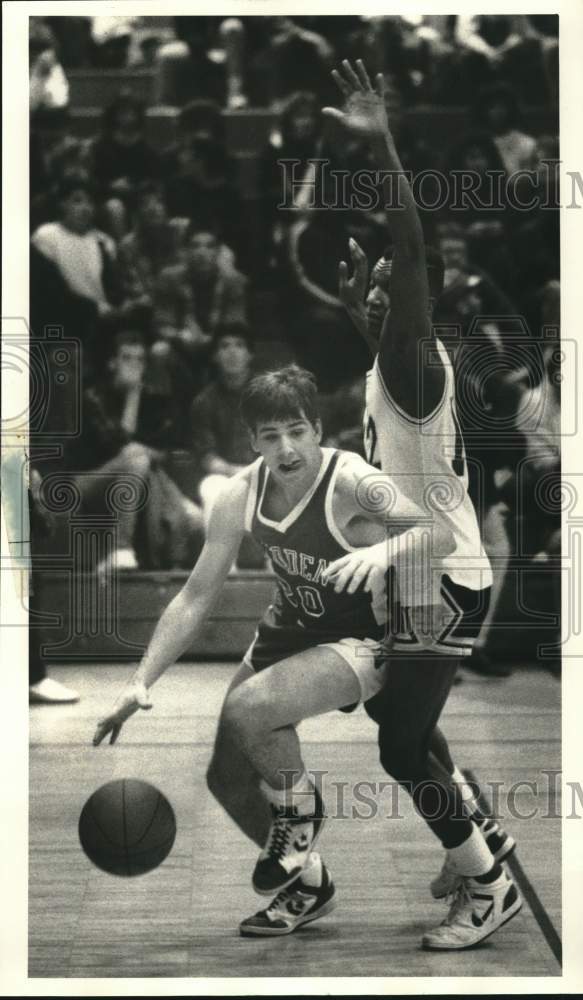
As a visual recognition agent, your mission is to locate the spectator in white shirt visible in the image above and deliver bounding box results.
[31,177,116,319]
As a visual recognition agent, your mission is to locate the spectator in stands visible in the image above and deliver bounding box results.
[155,17,247,108]
[28,468,80,704]
[320,375,367,457]
[90,91,161,213]
[29,19,69,117]
[90,17,137,69]
[31,176,123,370]
[118,181,186,320]
[161,99,241,254]
[286,210,385,389]
[256,91,325,278]
[72,330,203,575]
[153,222,247,370]
[190,324,256,527]
[31,136,93,231]
[249,17,335,107]
[465,334,561,677]
[435,220,519,307]
[474,83,539,176]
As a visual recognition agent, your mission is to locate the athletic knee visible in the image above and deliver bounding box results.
[222,684,270,739]
[378,731,426,784]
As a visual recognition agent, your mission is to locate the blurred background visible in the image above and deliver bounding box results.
[27,14,560,698]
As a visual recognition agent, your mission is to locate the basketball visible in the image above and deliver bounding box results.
[78,779,176,876]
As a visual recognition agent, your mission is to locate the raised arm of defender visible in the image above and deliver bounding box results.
[325,59,444,414]
[93,476,248,745]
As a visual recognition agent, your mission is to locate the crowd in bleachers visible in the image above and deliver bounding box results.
[29,14,560,663]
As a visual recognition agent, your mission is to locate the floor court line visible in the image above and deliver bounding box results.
[465,766,562,968]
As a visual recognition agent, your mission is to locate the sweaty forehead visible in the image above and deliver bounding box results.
[371,257,393,292]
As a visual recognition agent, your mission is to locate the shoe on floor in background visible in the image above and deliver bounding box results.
[96,547,138,578]
[463,649,512,678]
[30,678,80,704]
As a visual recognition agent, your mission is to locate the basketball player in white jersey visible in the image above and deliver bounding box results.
[321,60,521,949]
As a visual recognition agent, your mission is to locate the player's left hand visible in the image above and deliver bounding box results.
[323,59,388,138]
[93,681,153,746]
[322,545,387,595]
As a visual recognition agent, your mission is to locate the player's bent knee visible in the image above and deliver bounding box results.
[222,684,271,739]
[378,735,423,784]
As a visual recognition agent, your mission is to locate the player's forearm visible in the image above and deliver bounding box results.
[385,520,455,563]
[371,132,424,257]
[132,591,213,690]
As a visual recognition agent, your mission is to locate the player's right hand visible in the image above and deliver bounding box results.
[339,237,369,313]
[93,681,153,746]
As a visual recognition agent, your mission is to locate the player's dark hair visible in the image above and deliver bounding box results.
[381,244,445,300]
[241,365,319,431]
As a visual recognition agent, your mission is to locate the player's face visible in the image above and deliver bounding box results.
[366,275,390,339]
[252,414,323,485]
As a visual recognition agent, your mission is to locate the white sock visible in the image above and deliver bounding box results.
[260,770,316,815]
[299,852,322,888]
[448,824,494,878]
[451,764,480,816]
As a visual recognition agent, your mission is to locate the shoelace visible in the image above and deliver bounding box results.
[266,812,293,862]
[267,887,292,913]
[442,879,473,926]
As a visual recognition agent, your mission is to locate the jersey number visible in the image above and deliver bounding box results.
[364,414,381,469]
[280,579,325,618]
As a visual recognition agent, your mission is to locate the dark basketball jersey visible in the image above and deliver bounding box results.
[244,449,386,669]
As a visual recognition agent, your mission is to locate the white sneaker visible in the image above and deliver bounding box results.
[29,678,80,704]
[423,871,522,950]
[96,547,138,578]
[431,819,517,899]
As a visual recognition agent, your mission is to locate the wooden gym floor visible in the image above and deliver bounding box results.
[29,662,561,980]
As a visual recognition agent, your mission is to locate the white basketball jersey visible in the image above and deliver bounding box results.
[364,338,492,606]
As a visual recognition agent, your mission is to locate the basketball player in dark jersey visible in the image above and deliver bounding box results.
[94,364,442,937]
[321,60,521,949]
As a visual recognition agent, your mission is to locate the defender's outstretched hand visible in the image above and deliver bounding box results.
[322,545,387,595]
[323,59,388,137]
[93,680,153,746]
[339,237,369,314]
